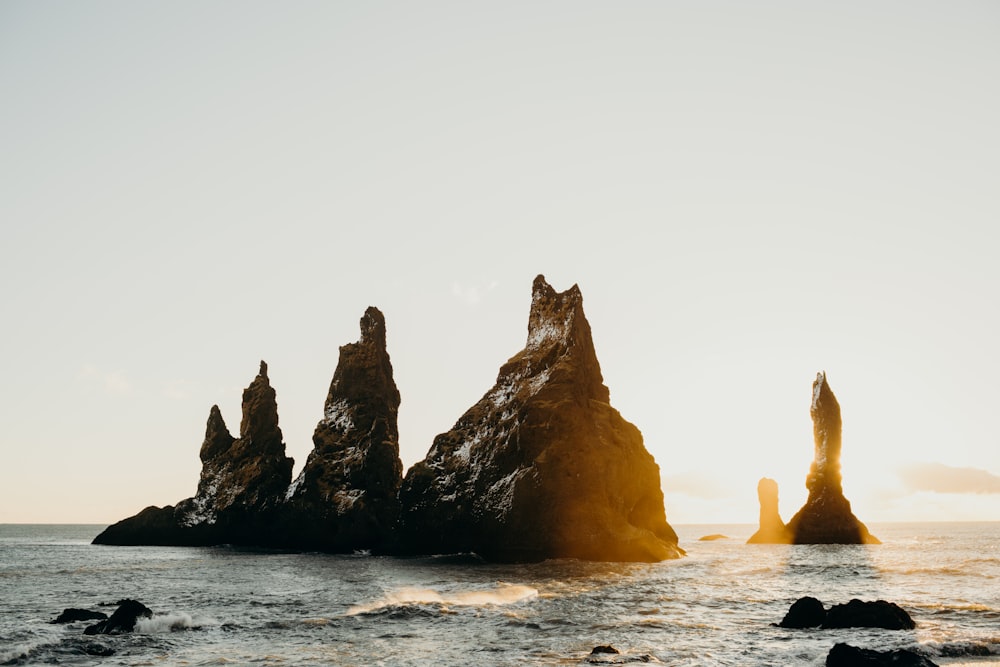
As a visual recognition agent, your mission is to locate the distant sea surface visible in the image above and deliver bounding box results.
[2,523,998,666]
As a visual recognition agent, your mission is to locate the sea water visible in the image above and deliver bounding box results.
[1,523,997,666]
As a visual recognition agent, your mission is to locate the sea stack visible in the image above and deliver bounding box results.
[747,477,791,544]
[279,307,404,552]
[93,362,294,546]
[785,372,879,544]
[397,275,683,562]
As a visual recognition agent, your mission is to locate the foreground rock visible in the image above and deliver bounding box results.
[826,643,938,667]
[778,597,915,630]
[747,477,791,544]
[824,599,915,630]
[278,307,404,552]
[785,373,879,544]
[93,362,294,546]
[83,599,152,635]
[777,596,826,628]
[398,275,683,562]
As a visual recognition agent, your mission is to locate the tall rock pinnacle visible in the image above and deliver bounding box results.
[280,306,403,552]
[785,372,879,544]
[398,275,683,562]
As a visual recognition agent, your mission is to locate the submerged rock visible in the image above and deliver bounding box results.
[50,609,108,624]
[279,307,404,552]
[826,643,938,667]
[93,362,294,546]
[785,373,879,545]
[747,477,791,544]
[398,275,683,562]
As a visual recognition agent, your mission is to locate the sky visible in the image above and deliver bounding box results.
[2,1,999,526]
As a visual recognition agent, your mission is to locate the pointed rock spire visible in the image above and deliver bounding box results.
[399,275,683,562]
[279,306,403,551]
[786,372,879,544]
[199,405,235,463]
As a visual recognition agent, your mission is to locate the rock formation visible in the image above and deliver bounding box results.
[777,597,915,630]
[826,643,938,667]
[785,372,879,544]
[397,275,683,562]
[93,362,294,546]
[278,307,403,552]
[747,477,791,544]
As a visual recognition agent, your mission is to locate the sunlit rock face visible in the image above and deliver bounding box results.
[278,307,403,552]
[397,275,683,562]
[785,372,879,545]
[93,362,294,546]
[747,477,791,544]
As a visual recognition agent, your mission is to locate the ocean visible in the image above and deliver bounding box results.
[1,523,997,666]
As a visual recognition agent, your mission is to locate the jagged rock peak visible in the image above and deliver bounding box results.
[527,274,584,349]
[359,306,387,348]
[239,359,282,452]
[199,405,235,463]
[399,275,682,562]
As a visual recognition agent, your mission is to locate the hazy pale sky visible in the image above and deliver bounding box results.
[2,1,998,525]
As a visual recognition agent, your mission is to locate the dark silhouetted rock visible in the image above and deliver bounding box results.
[83,599,152,635]
[747,477,791,544]
[778,596,827,628]
[93,362,294,547]
[822,599,915,630]
[826,643,938,667]
[398,275,683,562]
[278,307,403,552]
[590,646,620,655]
[785,373,879,544]
[50,608,108,624]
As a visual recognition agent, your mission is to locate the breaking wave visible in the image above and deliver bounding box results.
[135,612,220,633]
[346,583,538,616]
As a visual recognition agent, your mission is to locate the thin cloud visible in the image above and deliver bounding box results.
[451,280,499,306]
[898,462,1000,494]
[661,472,731,499]
[79,364,132,395]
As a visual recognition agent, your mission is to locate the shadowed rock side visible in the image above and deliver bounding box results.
[747,477,791,544]
[785,372,879,545]
[277,307,403,552]
[93,362,294,546]
[398,275,683,562]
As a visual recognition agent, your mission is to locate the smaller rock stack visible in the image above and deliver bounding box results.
[747,477,790,544]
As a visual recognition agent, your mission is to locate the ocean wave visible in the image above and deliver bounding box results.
[346,583,538,616]
[923,639,1000,658]
[134,612,220,633]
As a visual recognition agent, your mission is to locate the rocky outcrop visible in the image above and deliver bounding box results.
[826,643,938,667]
[747,477,791,544]
[93,362,294,546]
[785,372,879,544]
[397,275,682,562]
[777,597,915,630]
[83,600,152,635]
[777,596,827,628]
[277,307,403,552]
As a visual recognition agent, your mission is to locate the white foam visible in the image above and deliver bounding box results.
[135,612,219,633]
[346,583,538,616]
